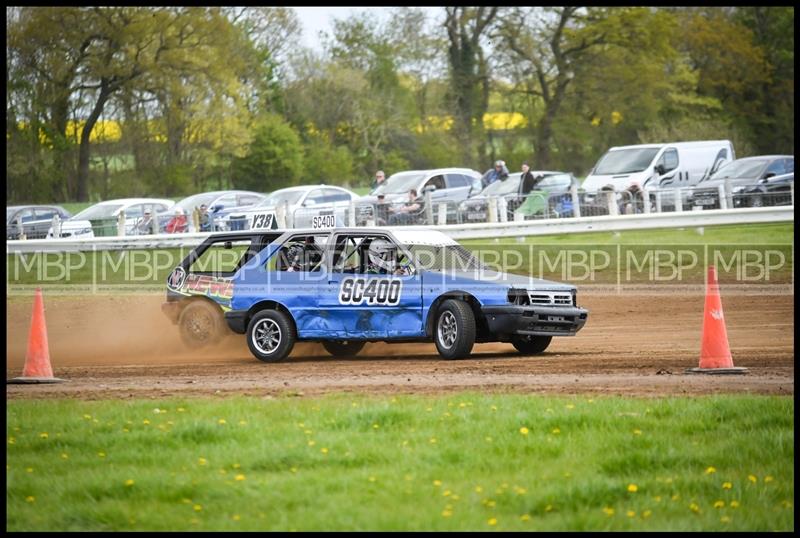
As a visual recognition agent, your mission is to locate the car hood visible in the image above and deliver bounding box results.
[428,268,575,292]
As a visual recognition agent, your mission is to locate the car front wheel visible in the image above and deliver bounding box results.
[434,299,476,360]
[247,310,296,363]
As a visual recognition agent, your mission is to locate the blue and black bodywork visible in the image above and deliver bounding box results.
[162,228,588,361]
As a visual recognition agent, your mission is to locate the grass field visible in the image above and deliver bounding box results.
[6,394,794,531]
[6,223,793,289]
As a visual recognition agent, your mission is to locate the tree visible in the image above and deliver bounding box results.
[443,7,498,168]
[231,113,304,192]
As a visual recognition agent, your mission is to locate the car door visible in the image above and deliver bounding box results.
[444,174,475,203]
[654,148,680,187]
[318,232,423,338]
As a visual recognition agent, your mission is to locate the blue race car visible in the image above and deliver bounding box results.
[162,228,588,361]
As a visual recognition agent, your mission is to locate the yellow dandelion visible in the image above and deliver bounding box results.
[654,496,662,502]
[627,484,638,493]
[720,516,731,523]
[290,467,298,473]
[83,414,92,420]
[545,504,553,512]
[304,429,313,435]
[764,476,774,483]
[781,500,792,508]
[730,500,740,508]
[39,432,48,439]
[26,496,35,503]
[321,447,329,454]
[123,428,130,433]
[551,428,560,435]
[177,407,186,412]
[442,510,452,517]
[520,514,531,521]
[430,438,437,444]
[61,453,68,460]
[633,429,642,435]
[722,482,732,490]
[591,116,601,127]
[98,452,106,458]
[232,463,241,469]
[627,510,636,518]
[486,500,496,508]
[125,479,135,487]
[193,504,202,512]
[142,419,150,425]
[218,419,226,425]
[602,507,615,516]
[519,427,529,435]
[26,467,33,473]
[443,490,451,497]
[235,474,246,481]
[642,509,652,519]
[433,480,442,487]
[689,503,700,513]
[8,437,15,445]
[487,518,497,526]
[490,405,497,411]
[459,402,467,408]
[747,475,757,483]
[671,494,680,501]
[238,420,247,426]
[611,111,623,125]
[372,423,380,429]
[181,498,192,504]
[475,485,483,493]
[308,440,316,447]
[485,436,493,442]
[705,466,716,474]
[514,487,527,495]
[198,458,207,466]
[713,500,725,508]
[232,514,241,521]
[368,476,377,483]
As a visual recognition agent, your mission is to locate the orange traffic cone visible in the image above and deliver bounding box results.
[686,266,747,374]
[7,288,65,384]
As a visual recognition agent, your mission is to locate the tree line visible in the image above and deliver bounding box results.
[6,6,794,203]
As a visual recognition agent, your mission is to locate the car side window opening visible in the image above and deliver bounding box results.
[765,160,786,177]
[445,174,470,188]
[784,158,794,174]
[657,148,679,173]
[125,205,144,219]
[331,235,414,276]
[35,208,57,221]
[425,175,446,191]
[189,239,254,277]
[271,234,327,273]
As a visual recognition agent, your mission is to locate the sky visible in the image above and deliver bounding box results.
[292,6,439,51]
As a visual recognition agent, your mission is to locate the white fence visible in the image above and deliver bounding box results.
[6,206,793,253]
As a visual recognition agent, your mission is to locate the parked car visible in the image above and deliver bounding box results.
[162,190,268,232]
[458,172,577,222]
[224,185,361,231]
[358,168,482,224]
[736,172,794,208]
[47,198,175,238]
[7,205,72,240]
[687,155,794,209]
[161,228,588,361]
[582,140,734,196]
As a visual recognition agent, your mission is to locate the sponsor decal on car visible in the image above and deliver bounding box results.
[184,274,234,300]
[251,212,276,230]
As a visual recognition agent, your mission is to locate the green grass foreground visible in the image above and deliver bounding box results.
[6,394,794,531]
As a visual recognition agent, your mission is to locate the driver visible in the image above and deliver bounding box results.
[366,238,411,275]
[286,236,321,272]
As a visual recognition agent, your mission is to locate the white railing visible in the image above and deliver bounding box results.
[6,205,793,253]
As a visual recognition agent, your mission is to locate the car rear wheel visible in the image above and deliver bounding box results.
[322,340,366,357]
[247,310,296,363]
[512,335,552,355]
[178,300,224,349]
[434,299,476,360]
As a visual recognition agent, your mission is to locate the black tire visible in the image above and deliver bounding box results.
[178,300,224,349]
[434,299,476,360]
[322,340,366,357]
[246,309,296,363]
[512,335,552,355]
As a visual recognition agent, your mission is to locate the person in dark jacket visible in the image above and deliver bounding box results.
[481,160,509,188]
[519,161,543,195]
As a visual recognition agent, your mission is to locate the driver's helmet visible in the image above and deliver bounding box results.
[368,239,397,272]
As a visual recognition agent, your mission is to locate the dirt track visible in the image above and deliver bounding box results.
[6,292,794,400]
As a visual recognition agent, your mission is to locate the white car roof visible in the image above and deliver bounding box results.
[608,140,732,151]
[92,198,175,206]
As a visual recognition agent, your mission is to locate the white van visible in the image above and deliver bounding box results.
[582,140,735,193]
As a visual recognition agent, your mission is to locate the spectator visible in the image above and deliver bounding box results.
[481,160,509,188]
[622,181,644,214]
[371,170,386,191]
[135,209,155,235]
[198,204,211,232]
[388,189,421,225]
[519,161,544,195]
[165,207,188,234]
